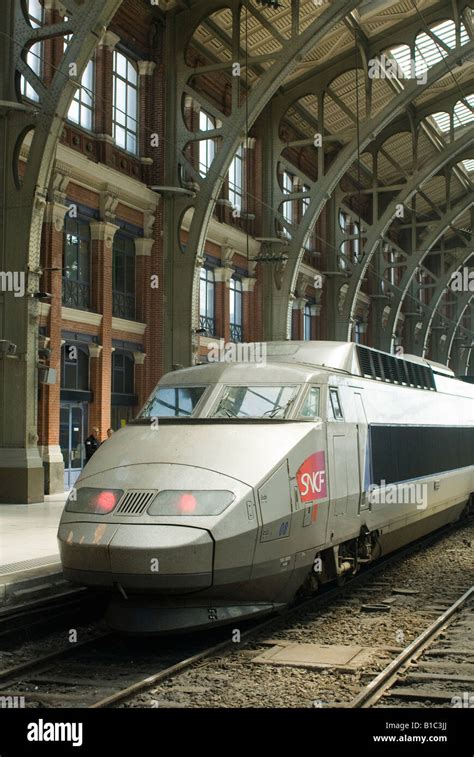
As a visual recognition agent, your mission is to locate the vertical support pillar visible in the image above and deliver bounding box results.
[133,350,147,409]
[138,60,156,182]
[37,198,68,493]
[242,276,256,342]
[214,266,233,342]
[292,297,306,340]
[89,220,118,438]
[95,30,120,161]
[42,0,66,87]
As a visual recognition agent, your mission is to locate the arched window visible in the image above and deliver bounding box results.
[68,60,94,130]
[230,276,243,343]
[199,266,215,336]
[113,51,139,154]
[63,217,91,309]
[303,303,312,341]
[389,19,469,82]
[20,0,43,101]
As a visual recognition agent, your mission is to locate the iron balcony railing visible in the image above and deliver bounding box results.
[230,323,243,343]
[199,315,215,337]
[62,278,90,309]
[113,291,135,320]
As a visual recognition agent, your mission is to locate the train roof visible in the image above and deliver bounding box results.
[165,341,473,397]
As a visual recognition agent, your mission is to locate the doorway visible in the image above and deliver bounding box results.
[60,402,87,490]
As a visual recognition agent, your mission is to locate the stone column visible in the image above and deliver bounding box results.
[183,96,200,172]
[43,0,66,87]
[135,235,154,323]
[292,297,307,340]
[37,193,68,493]
[310,302,320,340]
[133,350,147,409]
[242,276,257,342]
[89,221,119,438]
[95,30,120,162]
[214,266,234,342]
[138,60,156,161]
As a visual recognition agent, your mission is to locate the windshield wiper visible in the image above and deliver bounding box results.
[216,400,238,418]
[265,395,296,419]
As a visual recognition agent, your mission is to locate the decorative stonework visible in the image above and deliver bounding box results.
[133,351,146,365]
[195,253,206,269]
[242,277,257,293]
[62,307,102,326]
[90,221,120,249]
[144,207,156,237]
[88,344,103,359]
[338,283,349,314]
[292,297,307,312]
[50,169,70,206]
[34,191,48,213]
[99,189,120,224]
[296,273,313,298]
[45,202,69,232]
[244,137,256,150]
[138,61,156,77]
[135,238,154,256]
[221,243,236,264]
[184,95,200,113]
[111,317,146,335]
[98,30,120,51]
[214,266,234,286]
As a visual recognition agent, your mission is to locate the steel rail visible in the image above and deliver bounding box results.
[349,585,474,708]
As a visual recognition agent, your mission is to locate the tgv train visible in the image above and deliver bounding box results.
[58,342,474,633]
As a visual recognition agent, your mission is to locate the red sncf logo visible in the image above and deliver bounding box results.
[296,451,327,503]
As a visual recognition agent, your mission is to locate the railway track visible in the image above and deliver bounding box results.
[350,585,474,708]
[0,587,105,641]
[0,628,252,708]
[0,517,471,708]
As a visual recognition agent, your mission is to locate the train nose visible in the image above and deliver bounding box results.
[59,523,213,592]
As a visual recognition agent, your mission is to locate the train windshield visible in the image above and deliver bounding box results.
[212,385,299,419]
[139,386,206,417]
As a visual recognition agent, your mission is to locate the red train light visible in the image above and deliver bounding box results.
[95,490,120,513]
[177,493,198,514]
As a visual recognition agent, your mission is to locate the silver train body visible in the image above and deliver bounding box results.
[58,342,474,633]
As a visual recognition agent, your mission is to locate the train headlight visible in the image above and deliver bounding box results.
[65,487,124,514]
[147,490,235,516]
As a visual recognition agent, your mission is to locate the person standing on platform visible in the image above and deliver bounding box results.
[101,428,114,444]
[85,427,100,463]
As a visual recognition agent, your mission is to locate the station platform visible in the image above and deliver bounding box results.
[0,492,70,607]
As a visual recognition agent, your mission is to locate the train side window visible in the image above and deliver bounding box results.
[329,388,344,420]
[300,386,320,418]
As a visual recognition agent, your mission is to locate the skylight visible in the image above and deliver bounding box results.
[390,19,469,81]
[430,95,474,132]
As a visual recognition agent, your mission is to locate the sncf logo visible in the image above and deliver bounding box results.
[297,451,327,503]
